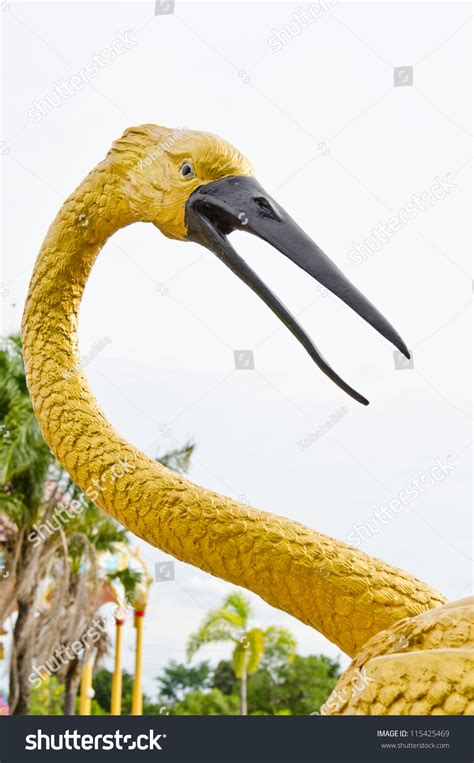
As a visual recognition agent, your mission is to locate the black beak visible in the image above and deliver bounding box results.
[185,175,409,406]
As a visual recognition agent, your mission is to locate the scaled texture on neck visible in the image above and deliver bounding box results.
[21,160,446,658]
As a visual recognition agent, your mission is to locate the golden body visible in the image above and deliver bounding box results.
[22,125,473,714]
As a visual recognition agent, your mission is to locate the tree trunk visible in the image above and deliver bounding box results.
[63,658,82,715]
[8,533,43,715]
[0,526,21,625]
[9,596,34,715]
[239,668,247,716]
[0,577,17,627]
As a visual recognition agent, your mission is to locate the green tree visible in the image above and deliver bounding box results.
[156,442,194,474]
[93,668,133,714]
[29,676,64,715]
[211,660,238,696]
[171,688,239,716]
[157,660,211,705]
[187,591,296,715]
[52,505,141,715]
[0,336,193,715]
[93,668,161,716]
[0,336,60,713]
[247,654,340,715]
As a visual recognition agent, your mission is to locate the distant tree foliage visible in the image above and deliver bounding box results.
[171,688,239,716]
[156,660,211,703]
[0,335,195,716]
[186,591,297,716]
[2,334,339,717]
[156,442,195,475]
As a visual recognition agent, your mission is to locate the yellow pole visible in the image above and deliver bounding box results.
[129,549,152,717]
[110,616,124,715]
[79,656,94,715]
[131,609,145,715]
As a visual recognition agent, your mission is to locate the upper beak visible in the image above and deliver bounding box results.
[185,175,409,406]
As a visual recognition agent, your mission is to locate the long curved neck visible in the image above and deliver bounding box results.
[22,161,445,658]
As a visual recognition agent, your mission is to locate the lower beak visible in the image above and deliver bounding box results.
[185,175,409,406]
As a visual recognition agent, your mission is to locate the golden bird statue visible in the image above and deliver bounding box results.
[22,125,473,715]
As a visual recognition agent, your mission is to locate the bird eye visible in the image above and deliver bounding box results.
[180,162,194,179]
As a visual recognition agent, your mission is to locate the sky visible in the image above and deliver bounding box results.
[0,0,472,703]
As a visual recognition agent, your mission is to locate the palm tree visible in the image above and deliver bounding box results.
[3,474,137,714]
[156,442,194,474]
[1,335,195,714]
[0,335,52,625]
[0,334,122,713]
[0,337,63,713]
[187,591,296,715]
[40,515,143,715]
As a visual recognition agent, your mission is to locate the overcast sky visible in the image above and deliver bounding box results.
[1,0,472,702]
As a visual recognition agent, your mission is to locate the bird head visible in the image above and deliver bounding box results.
[108,124,409,405]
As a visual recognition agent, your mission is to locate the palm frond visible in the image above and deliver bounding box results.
[243,628,265,675]
[223,591,252,625]
[156,441,195,475]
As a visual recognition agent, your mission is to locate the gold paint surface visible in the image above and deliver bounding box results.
[323,598,474,715]
[22,125,469,715]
